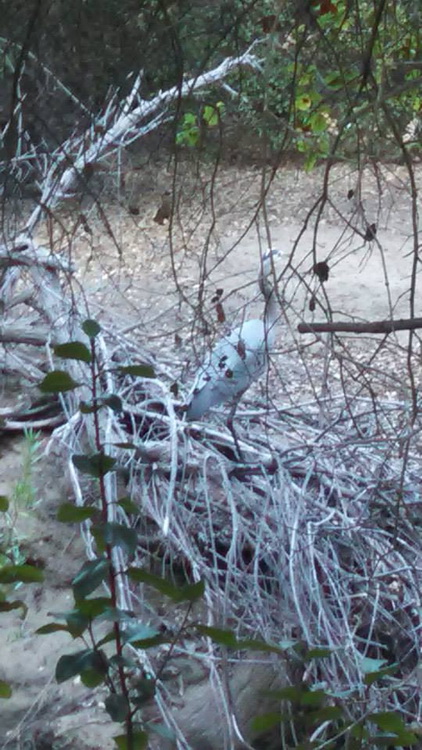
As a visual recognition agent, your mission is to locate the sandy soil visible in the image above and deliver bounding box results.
[1,159,421,747]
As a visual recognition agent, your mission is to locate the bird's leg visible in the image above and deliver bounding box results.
[226,398,244,461]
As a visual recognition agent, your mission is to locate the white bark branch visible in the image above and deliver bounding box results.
[23,46,262,232]
[0,242,74,273]
[0,324,53,346]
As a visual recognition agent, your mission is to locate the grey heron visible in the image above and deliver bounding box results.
[185,249,280,423]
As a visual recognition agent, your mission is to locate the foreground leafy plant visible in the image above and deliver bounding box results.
[37,320,208,748]
[252,649,419,748]
[0,489,45,700]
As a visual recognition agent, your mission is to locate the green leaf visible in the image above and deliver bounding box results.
[123,623,160,644]
[251,712,281,732]
[196,625,239,647]
[367,712,408,733]
[195,626,290,654]
[234,638,290,655]
[72,452,116,478]
[309,112,329,133]
[325,72,343,89]
[122,623,166,648]
[80,668,106,688]
[96,630,117,648]
[127,568,203,602]
[364,663,398,685]
[300,689,327,707]
[79,401,98,414]
[54,342,92,363]
[118,364,155,379]
[176,120,200,147]
[0,599,27,616]
[0,496,9,512]
[114,731,148,750]
[36,623,71,635]
[172,580,205,603]
[203,105,219,127]
[131,678,156,705]
[56,648,106,683]
[296,94,312,111]
[77,597,113,617]
[0,680,12,699]
[55,598,113,636]
[186,127,200,146]
[39,370,79,393]
[72,558,110,599]
[91,523,137,555]
[96,607,136,624]
[304,153,318,172]
[118,497,139,514]
[129,634,166,649]
[104,395,123,413]
[82,319,101,338]
[0,564,44,584]
[57,503,95,523]
[105,693,129,722]
[307,705,343,722]
[350,723,370,740]
[65,609,90,637]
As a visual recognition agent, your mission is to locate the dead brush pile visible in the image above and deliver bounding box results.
[53,344,422,740]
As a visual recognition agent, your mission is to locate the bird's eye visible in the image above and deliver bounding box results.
[225,369,234,379]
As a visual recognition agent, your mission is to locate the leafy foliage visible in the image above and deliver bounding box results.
[39,370,80,393]
[54,342,92,363]
[1,0,420,168]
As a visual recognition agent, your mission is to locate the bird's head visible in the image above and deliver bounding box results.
[261,248,281,267]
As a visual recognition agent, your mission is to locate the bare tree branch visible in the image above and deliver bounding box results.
[298,318,422,335]
[0,242,74,272]
[24,45,263,233]
[0,324,53,346]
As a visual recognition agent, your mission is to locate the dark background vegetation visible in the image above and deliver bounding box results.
[1,0,420,170]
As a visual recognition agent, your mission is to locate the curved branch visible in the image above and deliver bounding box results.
[36,46,263,210]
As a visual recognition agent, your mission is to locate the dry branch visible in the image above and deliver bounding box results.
[298,317,422,334]
[0,323,53,346]
[2,415,65,431]
[0,241,74,272]
[24,45,262,230]
[47,349,422,746]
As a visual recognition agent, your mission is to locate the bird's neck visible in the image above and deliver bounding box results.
[263,289,278,332]
[259,272,277,322]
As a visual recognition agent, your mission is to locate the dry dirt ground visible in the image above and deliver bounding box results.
[1,160,421,748]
